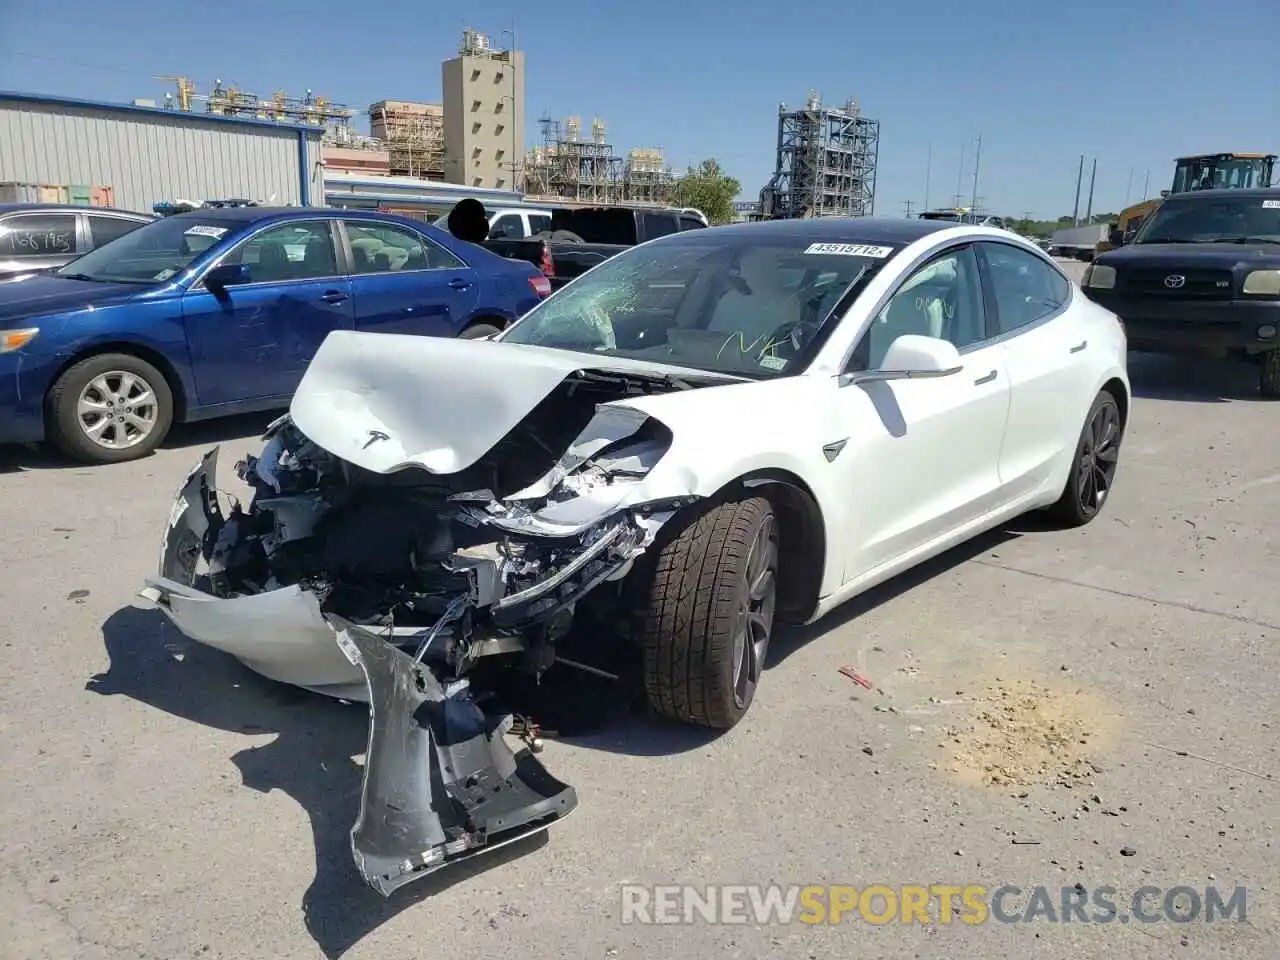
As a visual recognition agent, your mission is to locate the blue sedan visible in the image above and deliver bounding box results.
[0,207,551,463]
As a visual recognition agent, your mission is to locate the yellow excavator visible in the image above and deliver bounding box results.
[1097,152,1276,253]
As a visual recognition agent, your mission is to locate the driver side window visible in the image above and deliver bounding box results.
[853,246,985,370]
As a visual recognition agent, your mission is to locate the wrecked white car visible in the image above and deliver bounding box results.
[142,217,1130,896]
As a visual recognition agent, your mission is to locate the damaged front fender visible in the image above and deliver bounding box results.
[334,618,578,897]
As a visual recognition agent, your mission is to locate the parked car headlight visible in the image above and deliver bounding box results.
[0,328,39,353]
[1083,265,1116,289]
[1242,270,1280,297]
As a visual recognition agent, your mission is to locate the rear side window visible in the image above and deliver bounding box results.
[487,214,525,240]
[345,221,465,272]
[979,242,1070,335]
[88,215,144,248]
[641,212,679,240]
[0,213,77,257]
[529,214,552,235]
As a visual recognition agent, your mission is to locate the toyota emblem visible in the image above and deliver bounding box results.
[1164,274,1186,289]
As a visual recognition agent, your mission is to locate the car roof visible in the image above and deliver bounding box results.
[664,216,952,245]
[1161,187,1280,203]
[0,202,153,218]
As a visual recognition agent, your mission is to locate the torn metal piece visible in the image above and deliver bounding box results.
[336,619,577,898]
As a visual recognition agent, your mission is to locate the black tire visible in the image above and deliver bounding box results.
[1260,349,1280,399]
[1047,389,1123,527]
[639,496,779,729]
[459,321,503,340]
[46,353,174,464]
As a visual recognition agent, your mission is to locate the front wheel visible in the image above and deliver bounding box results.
[1047,389,1123,527]
[1259,349,1280,399]
[46,353,174,464]
[638,497,779,729]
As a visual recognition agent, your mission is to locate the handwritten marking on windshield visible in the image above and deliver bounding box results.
[717,332,785,362]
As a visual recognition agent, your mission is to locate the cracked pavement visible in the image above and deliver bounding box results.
[0,344,1276,960]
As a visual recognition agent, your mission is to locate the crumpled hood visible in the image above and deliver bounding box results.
[0,274,145,323]
[289,329,741,475]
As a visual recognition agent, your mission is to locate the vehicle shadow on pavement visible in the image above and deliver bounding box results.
[1127,353,1261,403]
[88,604,547,959]
[0,411,278,473]
[766,526,1022,668]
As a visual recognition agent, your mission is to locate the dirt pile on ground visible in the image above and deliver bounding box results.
[942,678,1111,789]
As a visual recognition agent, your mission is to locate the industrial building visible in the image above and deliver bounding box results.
[369,100,444,178]
[522,115,676,205]
[324,171,523,219]
[0,91,324,211]
[759,91,879,220]
[442,30,525,190]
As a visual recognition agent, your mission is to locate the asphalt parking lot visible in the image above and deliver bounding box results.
[1,342,1276,959]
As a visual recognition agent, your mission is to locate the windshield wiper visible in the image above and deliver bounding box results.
[1202,236,1280,245]
[57,273,99,281]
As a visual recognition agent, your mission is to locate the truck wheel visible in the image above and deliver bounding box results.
[638,496,779,730]
[1260,349,1280,399]
[1047,389,1123,527]
[46,353,174,464]
[459,321,502,340]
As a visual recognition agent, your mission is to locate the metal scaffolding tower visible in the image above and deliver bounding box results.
[522,114,675,205]
[760,91,879,220]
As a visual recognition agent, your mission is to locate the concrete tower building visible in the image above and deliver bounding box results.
[442,30,525,190]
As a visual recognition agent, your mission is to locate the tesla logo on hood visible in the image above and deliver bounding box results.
[362,429,390,449]
[1163,274,1186,289]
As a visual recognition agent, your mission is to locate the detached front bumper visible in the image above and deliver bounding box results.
[142,447,370,699]
[140,446,579,896]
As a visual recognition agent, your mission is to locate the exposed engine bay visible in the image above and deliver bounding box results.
[142,360,714,896]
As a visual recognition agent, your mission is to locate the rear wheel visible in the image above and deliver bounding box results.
[459,321,503,340]
[1047,390,1122,527]
[46,353,174,464]
[1260,349,1280,399]
[638,497,779,729]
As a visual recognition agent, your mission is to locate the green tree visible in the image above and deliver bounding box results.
[672,159,741,225]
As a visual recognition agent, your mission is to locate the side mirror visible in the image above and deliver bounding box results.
[203,262,251,291]
[842,335,963,385]
[1108,227,1124,247]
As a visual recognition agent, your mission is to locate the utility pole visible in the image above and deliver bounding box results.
[903,200,915,218]
[1124,167,1134,207]
[924,142,932,212]
[970,134,982,214]
[1072,155,1084,226]
[954,142,966,208]
[1085,157,1097,222]
[1142,169,1150,201]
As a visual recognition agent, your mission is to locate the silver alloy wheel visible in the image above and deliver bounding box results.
[75,370,159,450]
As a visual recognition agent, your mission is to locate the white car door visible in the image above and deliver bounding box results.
[832,244,1012,582]
[976,241,1092,501]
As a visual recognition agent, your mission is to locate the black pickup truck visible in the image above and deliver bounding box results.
[483,205,707,289]
[1082,188,1280,397]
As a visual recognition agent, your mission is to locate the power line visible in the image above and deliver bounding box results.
[0,49,154,79]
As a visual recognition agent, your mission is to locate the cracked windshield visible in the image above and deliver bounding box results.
[500,237,891,376]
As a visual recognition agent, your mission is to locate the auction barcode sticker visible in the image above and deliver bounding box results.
[804,243,893,258]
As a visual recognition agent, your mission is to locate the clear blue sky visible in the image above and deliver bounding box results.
[1,0,1275,218]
